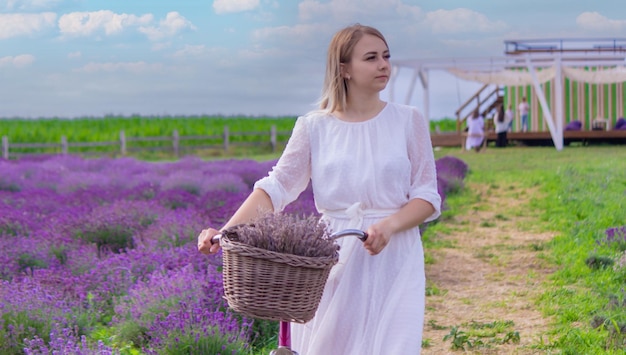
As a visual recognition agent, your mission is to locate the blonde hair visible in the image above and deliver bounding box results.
[318,24,388,112]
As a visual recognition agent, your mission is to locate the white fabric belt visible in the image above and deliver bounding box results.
[320,202,399,229]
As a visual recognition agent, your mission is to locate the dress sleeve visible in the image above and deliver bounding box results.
[253,116,312,212]
[407,107,442,222]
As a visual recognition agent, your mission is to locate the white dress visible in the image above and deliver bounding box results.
[254,102,441,355]
[465,115,485,150]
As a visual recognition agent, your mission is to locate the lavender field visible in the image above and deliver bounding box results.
[0,154,466,354]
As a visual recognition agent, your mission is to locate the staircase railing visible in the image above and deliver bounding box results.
[455,85,504,132]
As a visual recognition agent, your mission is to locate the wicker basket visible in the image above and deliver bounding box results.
[220,234,339,323]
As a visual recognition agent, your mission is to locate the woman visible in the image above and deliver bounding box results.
[494,104,510,147]
[465,109,485,152]
[519,96,529,132]
[198,24,441,354]
[505,104,514,132]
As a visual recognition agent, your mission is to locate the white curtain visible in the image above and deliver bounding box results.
[447,67,556,85]
[448,66,626,85]
[562,66,626,84]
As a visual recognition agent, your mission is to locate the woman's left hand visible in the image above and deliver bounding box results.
[363,223,392,255]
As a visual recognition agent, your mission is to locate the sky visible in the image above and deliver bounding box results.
[1,0,626,120]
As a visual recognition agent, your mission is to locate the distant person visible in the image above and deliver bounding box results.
[494,104,511,147]
[465,109,485,152]
[505,104,514,132]
[518,97,529,132]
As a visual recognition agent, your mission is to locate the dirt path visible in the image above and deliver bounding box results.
[422,181,556,354]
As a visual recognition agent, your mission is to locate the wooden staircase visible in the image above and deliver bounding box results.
[455,85,504,132]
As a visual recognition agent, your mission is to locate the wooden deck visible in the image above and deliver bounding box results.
[431,130,626,148]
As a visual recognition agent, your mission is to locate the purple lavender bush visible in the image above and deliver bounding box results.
[68,200,163,255]
[599,226,626,250]
[23,325,117,355]
[565,120,583,131]
[435,156,468,191]
[432,155,470,217]
[0,154,466,354]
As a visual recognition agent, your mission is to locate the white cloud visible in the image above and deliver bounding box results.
[58,10,153,37]
[172,44,210,58]
[67,51,81,59]
[213,0,260,14]
[298,0,326,21]
[576,12,625,31]
[250,23,332,60]
[298,0,420,22]
[1,0,63,11]
[151,42,171,51]
[252,23,327,43]
[424,8,506,34]
[396,3,421,19]
[257,1,427,61]
[0,12,56,39]
[170,45,237,69]
[138,11,195,41]
[75,61,164,73]
[0,54,35,68]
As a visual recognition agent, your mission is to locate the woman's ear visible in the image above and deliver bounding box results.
[340,63,350,80]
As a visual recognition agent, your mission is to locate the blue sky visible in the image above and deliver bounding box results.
[1,0,626,119]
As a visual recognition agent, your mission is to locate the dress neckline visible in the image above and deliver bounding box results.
[330,102,389,124]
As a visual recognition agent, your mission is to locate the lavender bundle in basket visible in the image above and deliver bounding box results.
[223,213,338,258]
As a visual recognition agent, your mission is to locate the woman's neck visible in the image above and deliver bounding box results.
[335,93,385,122]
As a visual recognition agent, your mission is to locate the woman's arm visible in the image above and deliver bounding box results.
[198,115,313,255]
[363,107,441,256]
[363,198,435,255]
[380,198,435,234]
[223,188,274,229]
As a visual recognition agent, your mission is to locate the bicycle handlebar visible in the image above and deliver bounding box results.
[329,228,368,242]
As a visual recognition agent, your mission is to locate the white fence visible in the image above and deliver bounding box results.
[2,126,290,159]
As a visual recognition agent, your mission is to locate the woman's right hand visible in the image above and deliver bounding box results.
[197,227,221,255]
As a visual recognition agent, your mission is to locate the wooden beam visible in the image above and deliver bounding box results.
[526,57,563,150]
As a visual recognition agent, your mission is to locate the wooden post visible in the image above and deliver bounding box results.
[120,130,127,156]
[2,136,8,160]
[609,83,614,127]
[61,136,68,155]
[618,82,623,121]
[223,126,229,152]
[461,133,466,152]
[270,125,277,152]
[172,130,179,158]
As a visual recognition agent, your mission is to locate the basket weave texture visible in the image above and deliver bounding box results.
[220,234,339,323]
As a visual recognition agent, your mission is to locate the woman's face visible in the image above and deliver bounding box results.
[343,34,390,93]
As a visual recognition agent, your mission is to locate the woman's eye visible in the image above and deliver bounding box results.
[384,54,391,59]
[366,56,375,61]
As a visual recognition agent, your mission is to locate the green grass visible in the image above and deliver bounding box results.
[1,116,458,159]
[431,145,626,354]
[1,115,299,158]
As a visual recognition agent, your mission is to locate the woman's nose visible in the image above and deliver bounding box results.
[378,57,389,70]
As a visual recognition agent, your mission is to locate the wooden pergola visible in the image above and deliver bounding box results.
[389,38,626,150]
